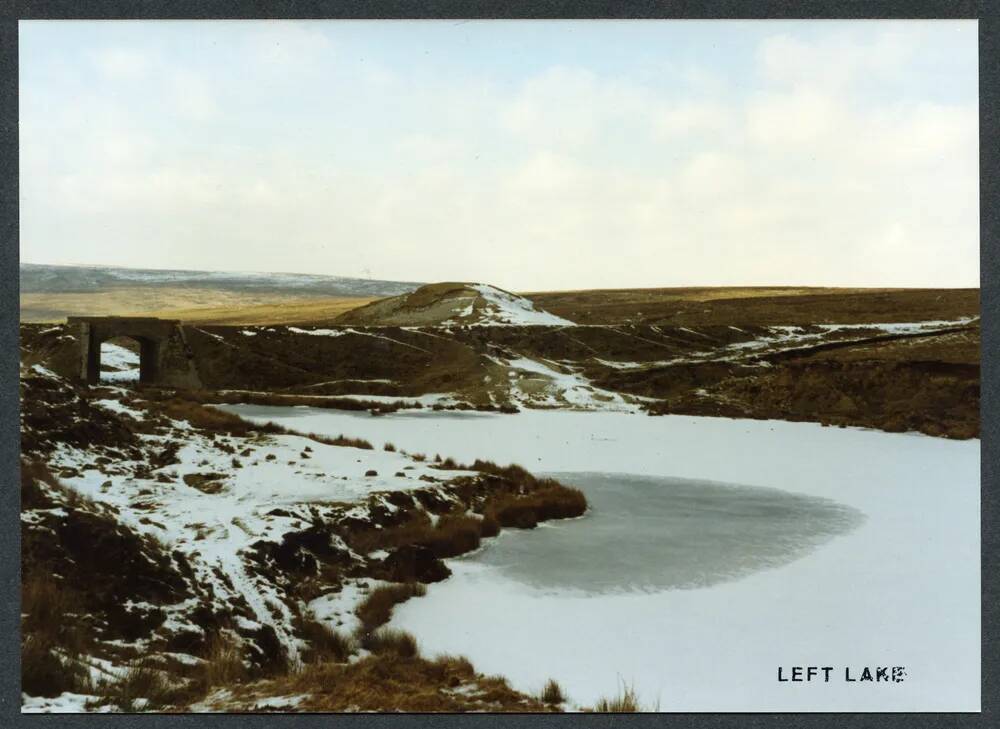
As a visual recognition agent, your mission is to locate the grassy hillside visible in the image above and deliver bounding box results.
[20,288,377,325]
[525,286,980,326]
[19,263,420,323]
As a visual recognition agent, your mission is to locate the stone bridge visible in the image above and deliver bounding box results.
[68,316,202,387]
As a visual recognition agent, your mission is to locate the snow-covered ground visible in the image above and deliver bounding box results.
[99,343,140,382]
[589,317,979,369]
[225,406,980,712]
[708,318,979,362]
[485,354,640,411]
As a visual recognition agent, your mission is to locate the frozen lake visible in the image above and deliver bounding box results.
[460,472,863,594]
[222,405,980,712]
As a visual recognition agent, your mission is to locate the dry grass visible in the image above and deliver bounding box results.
[360,628,420,658]
[348,466,586,577]
[20,288,376,324]
[591,681,643,712]
[541,678,565,705]
[20,459,64,509]
[355,583,427,634]
[21,572,95,697]
[200,633,248,688]
[425,514,483,557]
[525,285,850,302]
[21,574,77,640]
[233,650,551,712]
[151,387,419,415]
[149,297,378,325]
[96,659,175,711]
[349,510,485,561]
[21,634,93,698]
[299,619,358,664]
[320,434,375,449]
[486,485,587,529]
[528,286,979,326]
[143,395,374,449]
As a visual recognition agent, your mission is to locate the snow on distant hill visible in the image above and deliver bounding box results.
[20,263,423,298]
[468,284,574,326]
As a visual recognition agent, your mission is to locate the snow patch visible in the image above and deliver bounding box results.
[469,284,574,327]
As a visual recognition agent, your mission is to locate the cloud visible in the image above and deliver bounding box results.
[19,22,979,289]
[168,69,219,122]
[243,21,335,74]
[757,29,918,91]
[746,89,845,146]
[500,66,653,150]
[655,101,730,138]
[90,47,153,80]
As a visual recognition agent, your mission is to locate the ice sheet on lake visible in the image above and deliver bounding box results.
[462,472,864,594]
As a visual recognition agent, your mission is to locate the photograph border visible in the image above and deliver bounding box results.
[1,1,995,727]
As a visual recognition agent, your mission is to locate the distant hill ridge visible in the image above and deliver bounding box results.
[20,263,423,298]
[335,281,575,327]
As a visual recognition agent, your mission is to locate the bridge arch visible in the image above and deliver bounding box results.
[68,316,201,388]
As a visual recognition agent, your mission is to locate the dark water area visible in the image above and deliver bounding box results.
[465,472,865,594]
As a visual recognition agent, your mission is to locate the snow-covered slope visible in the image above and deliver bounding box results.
[467,285,573,326]
[19,364,589,712]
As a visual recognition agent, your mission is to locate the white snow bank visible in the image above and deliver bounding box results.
[469,284,573,327]
[287,327,347,337]
[22,692,101,713]
[318,393,459,407]
[308,579,388,636]
[99,343,140,382]
[496,355,638,411]
[92,399,146,420]
[29,364,58,378]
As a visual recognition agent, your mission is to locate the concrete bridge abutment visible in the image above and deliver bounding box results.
[68,316,202,388]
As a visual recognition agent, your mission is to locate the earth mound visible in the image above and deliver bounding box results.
[336,282,574,327]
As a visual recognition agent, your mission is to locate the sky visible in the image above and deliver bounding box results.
[19,20,979,291]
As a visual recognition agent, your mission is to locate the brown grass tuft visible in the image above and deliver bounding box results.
[541,678,565,705]
[360,628,419,658]
[263,650,550,712]
[422,513,483,558]
[21,574,77,642]
[21,634,92,698]
[299,619,357,664]
[146,387,420,416]
[349,509,487,562]
[20,572,94,699]
[486,484,587,529]
[200,632,248,688]
[142,395,375,448]
[96,659,175,711]
[355,582,427,634]
[326,434,374,449]
[432,653,475,676]
[592,681,642,712]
